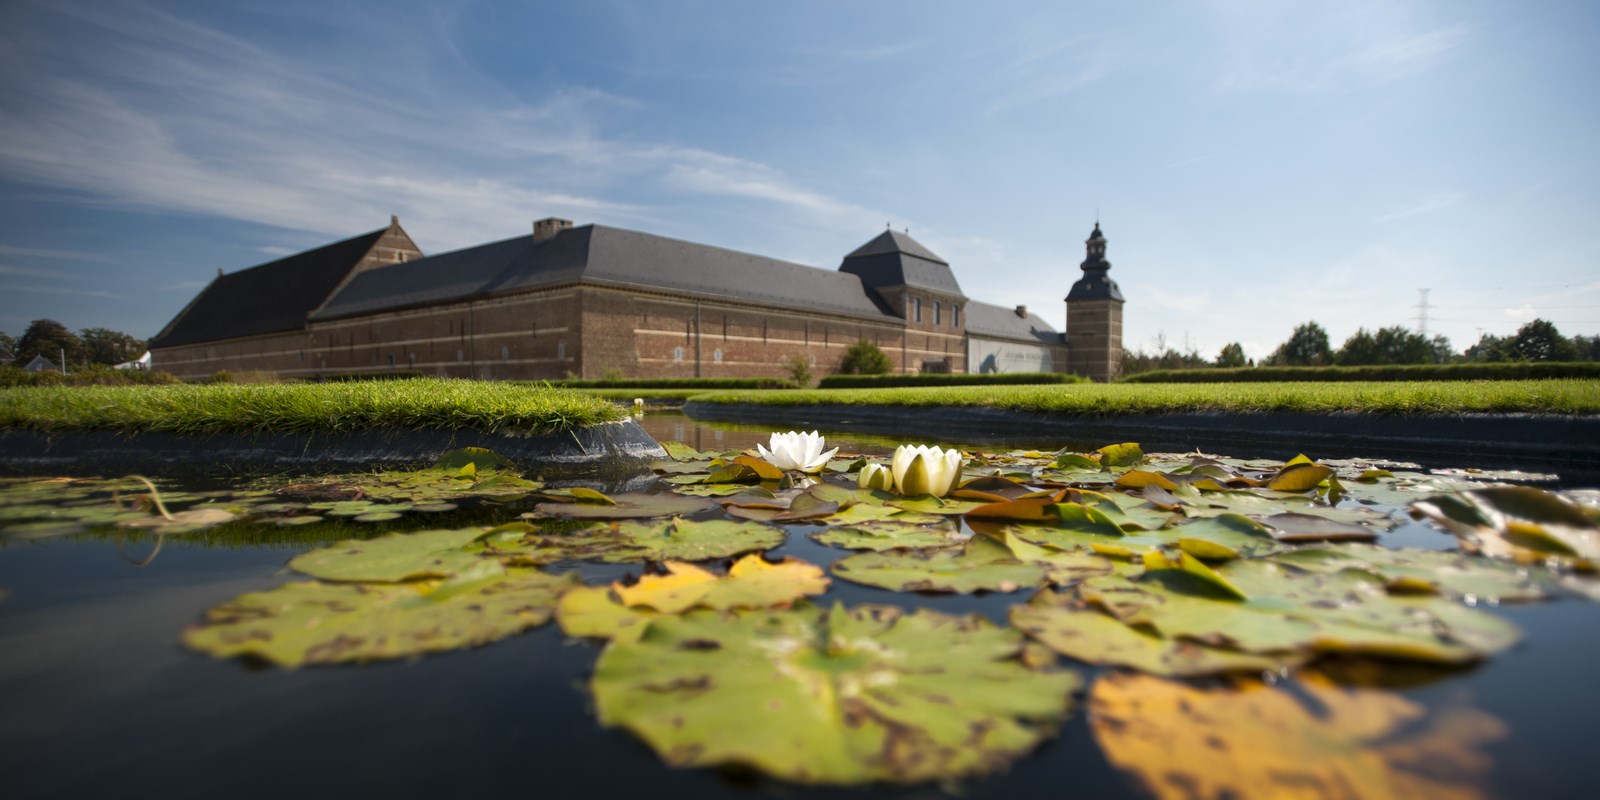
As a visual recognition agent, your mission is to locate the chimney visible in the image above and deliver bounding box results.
[1014,305,1028,318]
[390,214,399,226]
[533,217,573,242]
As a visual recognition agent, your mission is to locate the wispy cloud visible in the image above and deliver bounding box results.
[1503,304,1538,321]
[0,244,109,261]
[1349,24,1473,81]
[0,264,71,280]
[0,1,867,253]
[1375,192,1466,223]
[0,282,116,298]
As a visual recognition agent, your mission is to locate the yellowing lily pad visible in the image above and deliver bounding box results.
[591,603,1080,784]
[812,521,964,551]
[532,492,713,519]
[1089,671,1506,800]
[487,517,784,564]
[183,567,578,667]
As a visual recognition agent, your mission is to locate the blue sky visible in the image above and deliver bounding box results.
[1,0,1596,361]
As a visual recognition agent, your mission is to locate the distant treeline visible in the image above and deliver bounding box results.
[819,372,1088,389]
[1121,362,1600,384]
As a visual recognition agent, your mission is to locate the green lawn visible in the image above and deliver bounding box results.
[684,379,1600,416]
[0,379,626,434]
[573,388,706,402]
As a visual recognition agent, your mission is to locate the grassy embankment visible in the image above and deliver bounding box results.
[0,379,624,434]
[684,379,1600,416]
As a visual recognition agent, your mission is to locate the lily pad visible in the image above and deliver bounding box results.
[812,521,965,551]
[1089,671,1506,800]
[591,603,1080,784]
[183,567,578,667]
[1257,512,1378,542]
[1271,544,1553,602]
[1012,591,1289,677]
[289,528,492,582]
[532,492,713,519]
[615,555,829,613]
[831,535,1045,594]
[487,517,784,564]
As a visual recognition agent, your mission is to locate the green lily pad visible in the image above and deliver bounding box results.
[812,521,965,551]
[183,567,578,667]
[887,495,988,515]
[1269,544,1553,602]
[1011,591,1290,677]
[289,528,492,582]
[590,603,1080,784]
[557,585,656,643]
[831,535,1045,594]
[486,517,784,564]
[433,447,515,472]
[532,492,714,519]
[1257,512,1378,542]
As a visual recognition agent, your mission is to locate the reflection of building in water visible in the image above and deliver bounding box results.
[150,217,1124,382]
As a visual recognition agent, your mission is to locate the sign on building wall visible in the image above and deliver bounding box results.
[968,338,1054,373]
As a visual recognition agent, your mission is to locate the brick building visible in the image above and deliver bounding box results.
[149,217,1124,382]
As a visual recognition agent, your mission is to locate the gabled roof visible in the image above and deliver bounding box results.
[150,228,388,348]
[23,354,58,372]
[314,225,898,322]
[839,230,966,298]
[963,301,1063,345]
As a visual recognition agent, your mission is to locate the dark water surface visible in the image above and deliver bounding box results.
[2,413,1598,799]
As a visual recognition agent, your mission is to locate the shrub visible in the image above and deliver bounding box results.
[818,372,1088,389]
[786,355,813,388]
[839,339,893,375]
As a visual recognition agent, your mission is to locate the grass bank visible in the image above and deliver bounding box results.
[686,379,1600,416]
[0,379,625,434]
[1124,362,1600,383]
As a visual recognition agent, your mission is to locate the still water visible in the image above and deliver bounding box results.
[1,412,1597,799]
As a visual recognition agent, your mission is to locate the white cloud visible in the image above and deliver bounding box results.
[0,282,115,298]
[1502,304,1538,321]
[1375,192,1466,223]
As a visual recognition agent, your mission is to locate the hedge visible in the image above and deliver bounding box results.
[1121,362,1600,383]
[818,372,1089,389]
[544,377,799,390]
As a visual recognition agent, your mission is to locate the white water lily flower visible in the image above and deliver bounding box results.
[858,462,894,492]
[890,444,964,497]
[756,430,838,474]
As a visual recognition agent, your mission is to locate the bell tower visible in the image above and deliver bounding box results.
[1064,222,1125,381]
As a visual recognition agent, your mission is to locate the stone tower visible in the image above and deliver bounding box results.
[1064,222,1125,381]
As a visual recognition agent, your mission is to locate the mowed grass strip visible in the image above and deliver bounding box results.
[685,379,1600,416]
[0,379,625,434]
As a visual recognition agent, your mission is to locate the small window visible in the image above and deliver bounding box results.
[713,348,723,363]
[673,346,683,362]
[557,340,566,360]
[456,349,464,362]
[408,353,416,367]
[913,297,922,322]
[501,346,510,362]
[808,353,816,366]
[934,301,941,325]
[953,304,961,327]
[387,353,395,368]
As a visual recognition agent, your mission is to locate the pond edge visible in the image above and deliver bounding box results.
[0,419,667,478]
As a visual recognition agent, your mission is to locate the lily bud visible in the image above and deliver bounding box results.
[890,444,963,497]
[858,462,894,491]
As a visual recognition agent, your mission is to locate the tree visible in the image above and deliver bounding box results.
[80,328,146,365]
[1510,319,1579,362]
[1215,342,1248,368]
[1464,332,1510,362]
[0,330,14,359]
[1338,326,1433,365]
[1572,334,1600,362]
[1429,334,1455,364]
[1270,322,1333,366]
[839,338,893,374]
[14,319,83,366]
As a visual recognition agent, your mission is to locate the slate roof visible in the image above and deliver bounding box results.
[314,225,899,322]
[839,230,966,297]
[963,301,1064,345]
[1067,223,1125,303]
[150,228,387,348]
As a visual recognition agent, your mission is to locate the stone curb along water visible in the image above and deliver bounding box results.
[682,403,1600,482]
[0,419,667,478]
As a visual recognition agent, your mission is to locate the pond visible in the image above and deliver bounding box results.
[2,411,1598,799]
